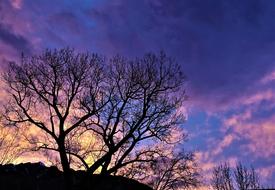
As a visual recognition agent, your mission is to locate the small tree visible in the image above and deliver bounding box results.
[234,163,260,190]
[115,139,200,190]
[212,163,234,190]
[211,162,261,190]
[148,151,199,190]
[0,125,23,164]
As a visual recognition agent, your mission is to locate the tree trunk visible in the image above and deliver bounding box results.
[58,138,72,189]
[101,154,112,175]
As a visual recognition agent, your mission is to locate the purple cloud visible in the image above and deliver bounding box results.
[0,23,32,54]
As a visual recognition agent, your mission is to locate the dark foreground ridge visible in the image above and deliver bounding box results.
[0,163,153,190]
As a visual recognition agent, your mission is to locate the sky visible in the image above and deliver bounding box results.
[1,0,275,186]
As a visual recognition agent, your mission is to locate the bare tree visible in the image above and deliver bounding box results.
[212,163,234,190]
[2,48,107,186]
[83,53,187,175]
[148,151,199,190]
[212,162,261,190]
[0,125,23,164]
[249,167,260,189]
[2,48,189,186]
[114,139,199,190]
[234,163,260,190]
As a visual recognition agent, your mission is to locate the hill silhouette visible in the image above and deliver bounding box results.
[0,163,153,190]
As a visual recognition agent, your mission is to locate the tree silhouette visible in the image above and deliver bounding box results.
[212,163,234,190]
[3,48,107,186]
[0,125,23,164]
[84,53,187,175]
[146,151,199,190]
[115,141,199,190]
[234,163,260,190]
[211,162,261,190]
[2,48,190,187]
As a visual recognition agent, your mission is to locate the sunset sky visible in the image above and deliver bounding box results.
[1,0,275,186]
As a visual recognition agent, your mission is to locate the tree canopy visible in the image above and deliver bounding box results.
[2,48,197,189]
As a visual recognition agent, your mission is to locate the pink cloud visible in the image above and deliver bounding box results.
[220,85,275,159]
[223,108,275,159]
[195,151,216,182]
[241,120,275,158]
[212,134,236,156]
[260,70,275,84]
[258,164,275,181]
[242,90,274,106]
[223,109,252,130]
[195,74,275,183]
[9,0,22,9]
